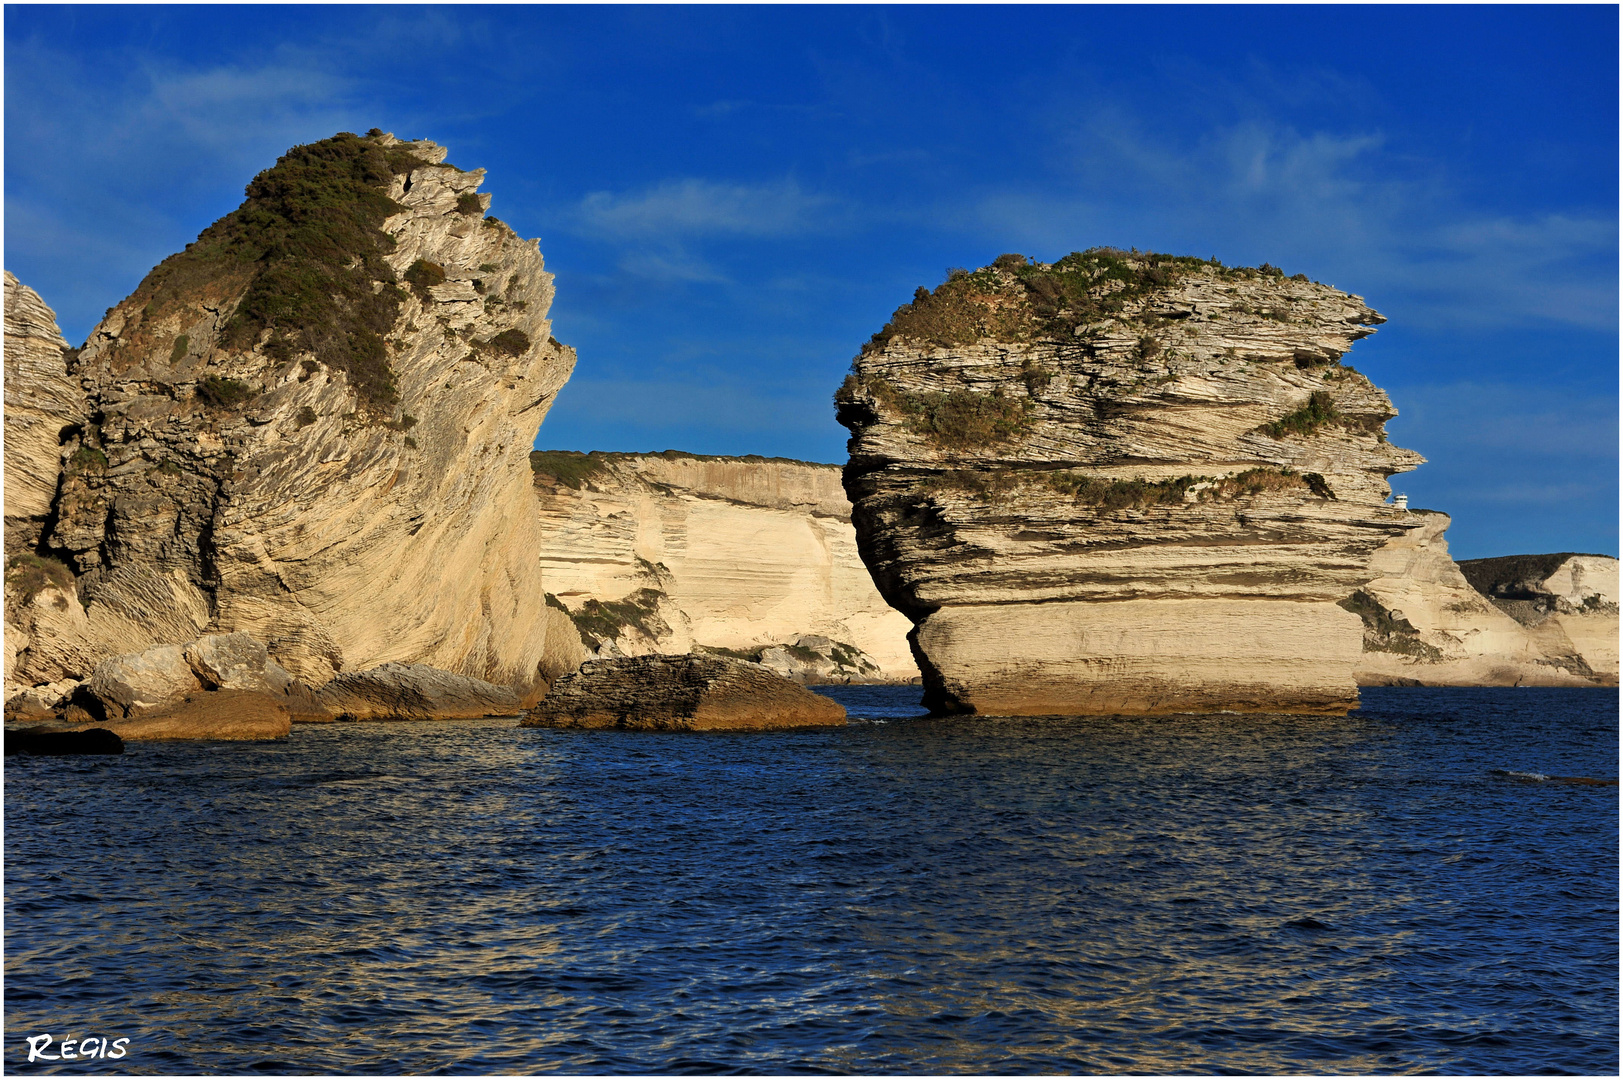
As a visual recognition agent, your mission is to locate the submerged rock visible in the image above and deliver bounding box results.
[836,250,1423,716]
[522,655,848,731]
[6,727,124,756]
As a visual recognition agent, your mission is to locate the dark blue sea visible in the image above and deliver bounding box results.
[5,686,1617,1075]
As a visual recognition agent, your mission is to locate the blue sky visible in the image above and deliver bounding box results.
[5,5,1617,559]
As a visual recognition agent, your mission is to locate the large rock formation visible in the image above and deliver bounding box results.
[522,654,849,731]
[3,272,84,558]
[836,251,1424,715]
[5,132,580,702]
[531,450,917,679]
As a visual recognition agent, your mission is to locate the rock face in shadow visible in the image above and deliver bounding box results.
[522,655,848,731]
[4,132,579,705]
[835,250,1423,716]
[6,727,124,756]
[531,450,917,680]
[1353,525,1618,686]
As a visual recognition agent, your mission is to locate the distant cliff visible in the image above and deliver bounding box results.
[5,132,580,703]
[837,250,1423,715]
[530,450,917,681]
[1351,525,1617,686]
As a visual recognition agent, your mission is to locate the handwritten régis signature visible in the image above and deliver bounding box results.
[25,1035,130,1062]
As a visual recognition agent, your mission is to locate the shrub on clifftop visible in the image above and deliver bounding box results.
[859,248,1231,355]
[118,131,424,412]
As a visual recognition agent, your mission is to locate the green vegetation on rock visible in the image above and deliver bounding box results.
[1258,389,1392,440]
[197,375,255,409]
[860,247,1238,355]
[5,554,75,605]
[1260,390,1339,439]
[1045,467,1310,509]
[68,446,108,473]
[123,131,426,412]
[1339,590,1445,659]
[404,259,446,296]
[530,450,607,490]
[842,375,1032,451]
[562,589,666,651]
[488,328,531,357]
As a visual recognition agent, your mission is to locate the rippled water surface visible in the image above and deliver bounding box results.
[6,686,1617,1074]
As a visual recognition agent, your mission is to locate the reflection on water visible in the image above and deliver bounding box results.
[5,686,1616,1074]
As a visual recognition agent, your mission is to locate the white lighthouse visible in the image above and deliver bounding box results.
[1393,493,1408,511]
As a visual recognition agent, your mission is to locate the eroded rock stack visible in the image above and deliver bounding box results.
[5,132,582,709]
[836,251,1424,715]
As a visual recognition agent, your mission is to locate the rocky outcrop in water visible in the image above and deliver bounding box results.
[4,132,580,705]
[316,662,521,721]
[531,450,916,679]
[522,654,848,731]
[836,251,1423,715]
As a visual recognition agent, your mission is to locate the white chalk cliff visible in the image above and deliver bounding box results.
[1352,531,1616,687]
[531,451,917,680]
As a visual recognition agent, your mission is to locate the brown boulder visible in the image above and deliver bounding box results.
[317,662,521,720]
[522,654,848,731]
[66,690,292,741]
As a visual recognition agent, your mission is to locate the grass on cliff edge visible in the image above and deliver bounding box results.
[1044,467,1326,509]
[859,249,1299,356]
[121,131,436,413]
[838,375,1034,452]
[1257,390,1394,441]
[5,554,75,605]
[531,448,839,489]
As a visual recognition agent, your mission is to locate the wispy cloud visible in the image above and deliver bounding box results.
[575,178,836,240]
[965,110,1617,333]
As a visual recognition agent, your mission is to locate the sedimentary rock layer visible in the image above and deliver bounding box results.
[6,132,578,697]
[836,250,1424,715]
[531,451,917,679]
[3,272,83,556]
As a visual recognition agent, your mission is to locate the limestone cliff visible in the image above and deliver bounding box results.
[530,451,917,679]
[1349,514,1617,685]
[836,251,1423,715]
[3,272,84,557]
[6,132,578,698]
